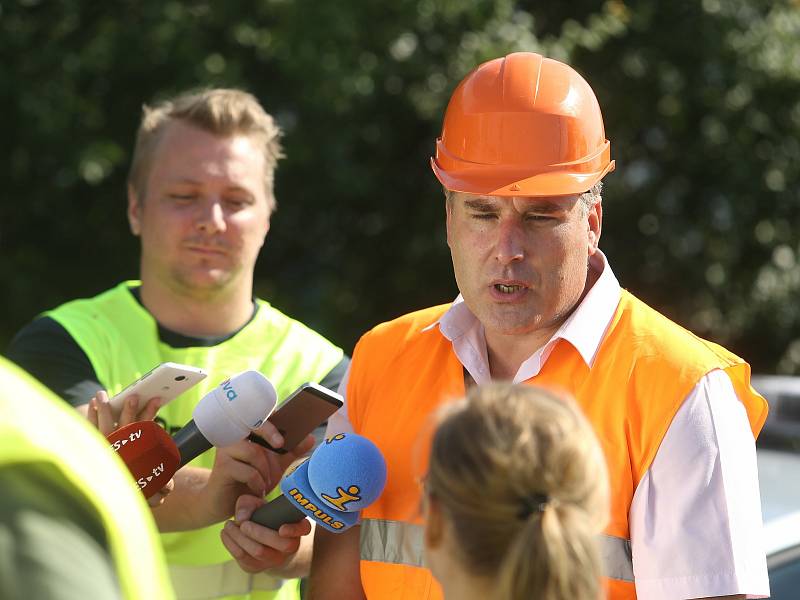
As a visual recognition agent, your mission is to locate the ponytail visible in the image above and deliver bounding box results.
[496,503,603,600]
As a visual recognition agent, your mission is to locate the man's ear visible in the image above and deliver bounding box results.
[587,196,602,256]
[127,184,142,236]
[445,196,454,249]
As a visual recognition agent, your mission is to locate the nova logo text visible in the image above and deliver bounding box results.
[221,378,238,402]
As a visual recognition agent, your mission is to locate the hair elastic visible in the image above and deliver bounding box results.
[518,493,550,519]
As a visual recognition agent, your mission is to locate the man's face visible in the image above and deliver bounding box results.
[127,121,271,298]
[446,191,601,339]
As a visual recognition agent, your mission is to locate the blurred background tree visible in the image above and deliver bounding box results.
[1,0,799,372]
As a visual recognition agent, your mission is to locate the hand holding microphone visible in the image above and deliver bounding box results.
[107,370,278,503]
[251,433,387,532]
[179,369,319,525]
[221,432,387,574]
[222,432,386,573]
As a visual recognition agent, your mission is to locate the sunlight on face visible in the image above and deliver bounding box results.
[445,192,600,340]
[129,121,271,299]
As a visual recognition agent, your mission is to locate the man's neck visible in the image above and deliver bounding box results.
[138,279,255,338]
[484,264,601,381]
[485,325,558,380]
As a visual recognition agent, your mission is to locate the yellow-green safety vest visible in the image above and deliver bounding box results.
[47,281,344,600]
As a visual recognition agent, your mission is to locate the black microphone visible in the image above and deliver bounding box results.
[172,370,277,467]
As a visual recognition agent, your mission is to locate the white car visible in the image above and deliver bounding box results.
[758,448,800,599]
[753,375,800,599]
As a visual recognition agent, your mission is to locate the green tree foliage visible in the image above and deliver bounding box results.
[2,0,799,371]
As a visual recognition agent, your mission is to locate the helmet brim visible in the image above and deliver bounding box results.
[431,157,615,198]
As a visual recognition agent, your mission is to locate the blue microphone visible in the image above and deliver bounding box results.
[250,433,386,532]
[307,432,387,512]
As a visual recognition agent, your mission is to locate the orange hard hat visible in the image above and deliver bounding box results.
[431,52,614,197]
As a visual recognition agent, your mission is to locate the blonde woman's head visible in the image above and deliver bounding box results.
[423,383,609,600]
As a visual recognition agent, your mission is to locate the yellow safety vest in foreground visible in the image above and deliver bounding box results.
[0,357,174,600]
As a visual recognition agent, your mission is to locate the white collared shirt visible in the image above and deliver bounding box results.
[328,252,769,600]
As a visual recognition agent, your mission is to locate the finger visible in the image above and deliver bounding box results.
[233,519,302,555]
[291,433,316,457]
[277,434,315,472]
[264,449,283,492]
[95,390,117,436]
[222,520,295,563]
[220,522,247,560]
[147,478,175,507]
[137,396,162,422]
[118,394,139,427]
[87,397,99,429]
[221,442,274,491]
[220,524,284,573]
[220,457,269,497]
[147,491,167,507]
[234,494,265,523]
[251,420,284,451]
[296,433,316,455]
[160,478,175,497]
[277,518,312,539]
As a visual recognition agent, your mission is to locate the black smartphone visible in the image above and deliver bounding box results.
[248,382,343,454]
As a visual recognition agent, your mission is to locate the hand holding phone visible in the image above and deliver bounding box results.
[248,382,343,454]
[109,362,208,420]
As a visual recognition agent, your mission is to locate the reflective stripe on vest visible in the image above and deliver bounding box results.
[359,518,634,583]
[360,518,426,568]
[599,534,633,583]
[169,562,283,599]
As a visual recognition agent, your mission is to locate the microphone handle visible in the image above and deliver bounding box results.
[172,420,212,468]
[251,494,306,530]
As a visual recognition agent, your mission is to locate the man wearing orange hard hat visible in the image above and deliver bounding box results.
[309,53,769,600]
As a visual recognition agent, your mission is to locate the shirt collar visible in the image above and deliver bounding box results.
[422,294,470,336]
[552,251,621,367]
[426,251,621,377]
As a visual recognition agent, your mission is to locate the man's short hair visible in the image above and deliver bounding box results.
[579,182,602,215]
[127,88,284,213]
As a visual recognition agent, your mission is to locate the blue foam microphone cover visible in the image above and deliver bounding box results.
[278,458,359,533]
[307,433,387,512]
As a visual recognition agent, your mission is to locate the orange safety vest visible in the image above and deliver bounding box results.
[347,290,767,600]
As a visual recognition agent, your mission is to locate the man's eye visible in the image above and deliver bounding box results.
[471,213,496,220]
[169,193,197,201]
[226,198,248,208]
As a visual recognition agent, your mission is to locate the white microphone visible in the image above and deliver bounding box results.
[172,370,277,467]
